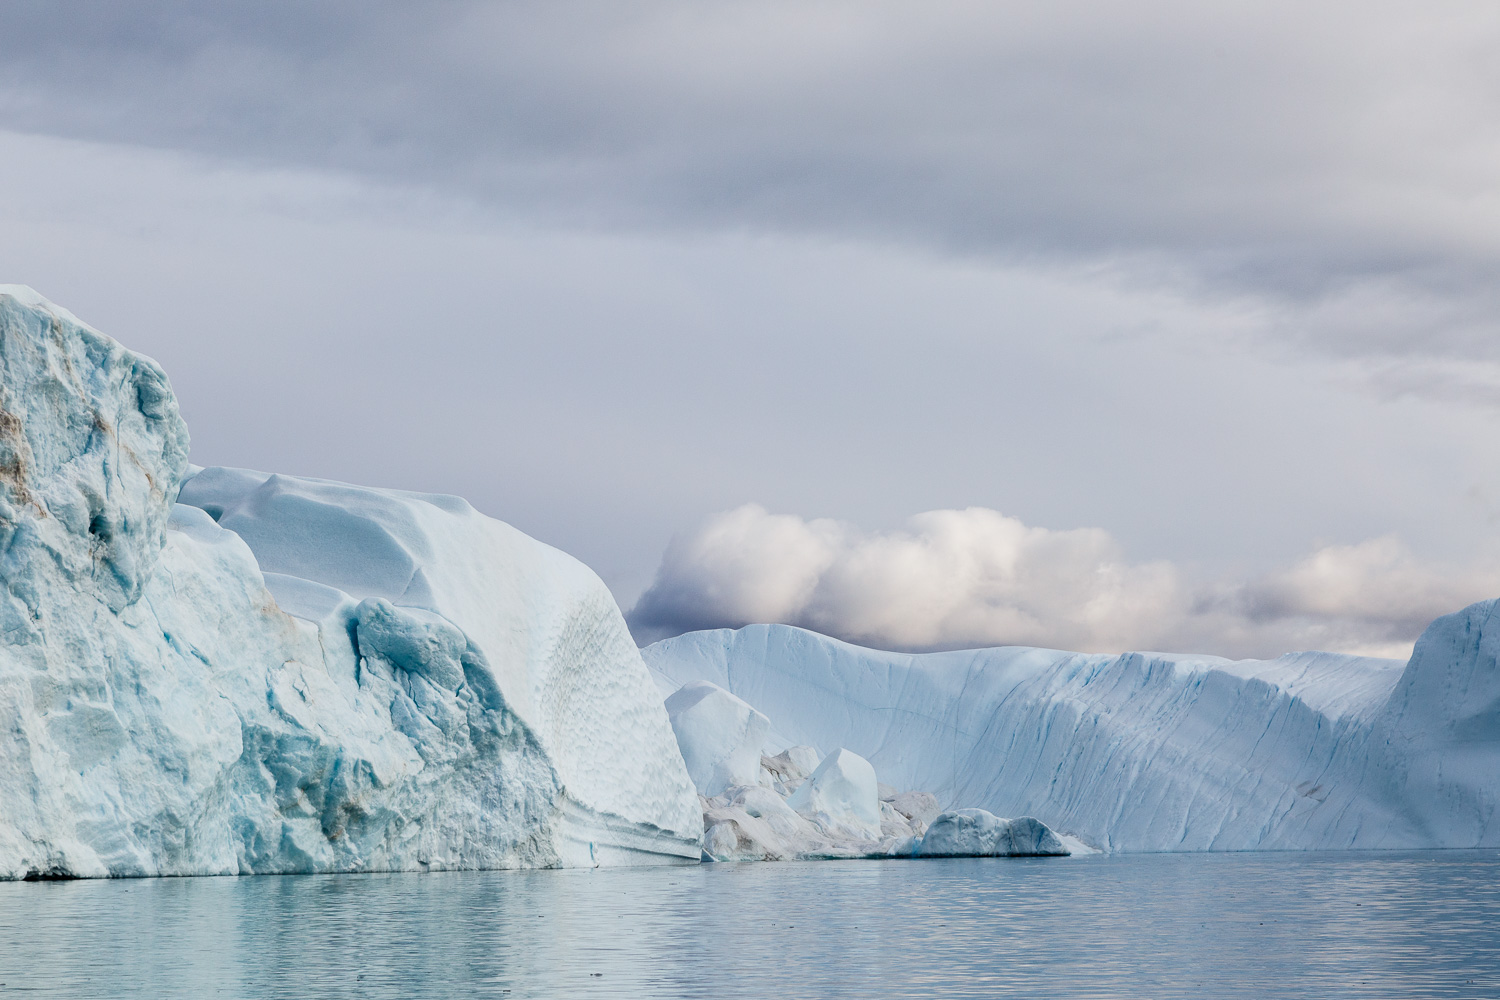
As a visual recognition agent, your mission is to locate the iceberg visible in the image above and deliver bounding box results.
[643,616,1500,852]
[0,286,700,879]
[697,767,939,863]
[915,810,1069,858]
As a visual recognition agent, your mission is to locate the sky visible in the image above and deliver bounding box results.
[2,1,1498,658]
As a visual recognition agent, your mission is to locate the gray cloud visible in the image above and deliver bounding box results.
[6,120,1499,610]
[3,0,1498,371]
[3,4,1499,640]
[629,504,1500,658]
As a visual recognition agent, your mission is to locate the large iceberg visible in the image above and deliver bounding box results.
[644,614,1500,852]
[0,286,700,879]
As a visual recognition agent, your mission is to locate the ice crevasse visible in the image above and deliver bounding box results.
[0,286,701,879]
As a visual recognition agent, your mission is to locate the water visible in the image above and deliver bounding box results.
[2,851,1498,999]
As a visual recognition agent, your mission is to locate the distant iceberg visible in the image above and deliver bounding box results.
[644,611,1500,852]
[0,286,700,879]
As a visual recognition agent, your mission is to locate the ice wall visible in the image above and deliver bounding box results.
[0,287,700,879]
[644,619,1500,852]
[1369,598,1500,846]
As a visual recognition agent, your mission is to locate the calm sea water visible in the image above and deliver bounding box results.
[2,851,1497,999]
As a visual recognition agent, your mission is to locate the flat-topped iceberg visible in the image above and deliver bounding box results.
[0,286,700,879]
[643,613,1500,853]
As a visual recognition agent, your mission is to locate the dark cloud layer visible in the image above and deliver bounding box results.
[4,0,1498,369]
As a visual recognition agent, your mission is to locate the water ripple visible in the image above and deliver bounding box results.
[1,851,1497,999]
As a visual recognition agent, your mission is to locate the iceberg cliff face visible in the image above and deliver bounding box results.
[643,619,1500,852]
[0,287,699,879]
[1370,598,1500,847]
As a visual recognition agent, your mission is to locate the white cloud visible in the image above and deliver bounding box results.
[630,505,1500,659]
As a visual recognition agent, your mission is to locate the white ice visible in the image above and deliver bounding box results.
[663,680,771,797]
[176,465,702,867]
[660,679,1068,861]
[785,748,882,841]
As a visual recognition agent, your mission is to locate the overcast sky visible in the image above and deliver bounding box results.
[2,1,1498,658]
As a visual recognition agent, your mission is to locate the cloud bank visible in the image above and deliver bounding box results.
[629,505,1500,659]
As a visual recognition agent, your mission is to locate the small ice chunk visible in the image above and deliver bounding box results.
[785,748,882,841]
[703,821,742,860]
[665,681,771,797]
[879,800,917,839]
[916,809,1069,857]
[730,785,797,822]
[701,806,793,862]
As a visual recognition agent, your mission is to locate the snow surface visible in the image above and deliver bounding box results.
[0,286,700,879]
[643,620,1500,852]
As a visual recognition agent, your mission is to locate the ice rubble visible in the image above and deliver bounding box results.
[644,617,1500,852]
[661,675,1068,861]
[0,286,700,879]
